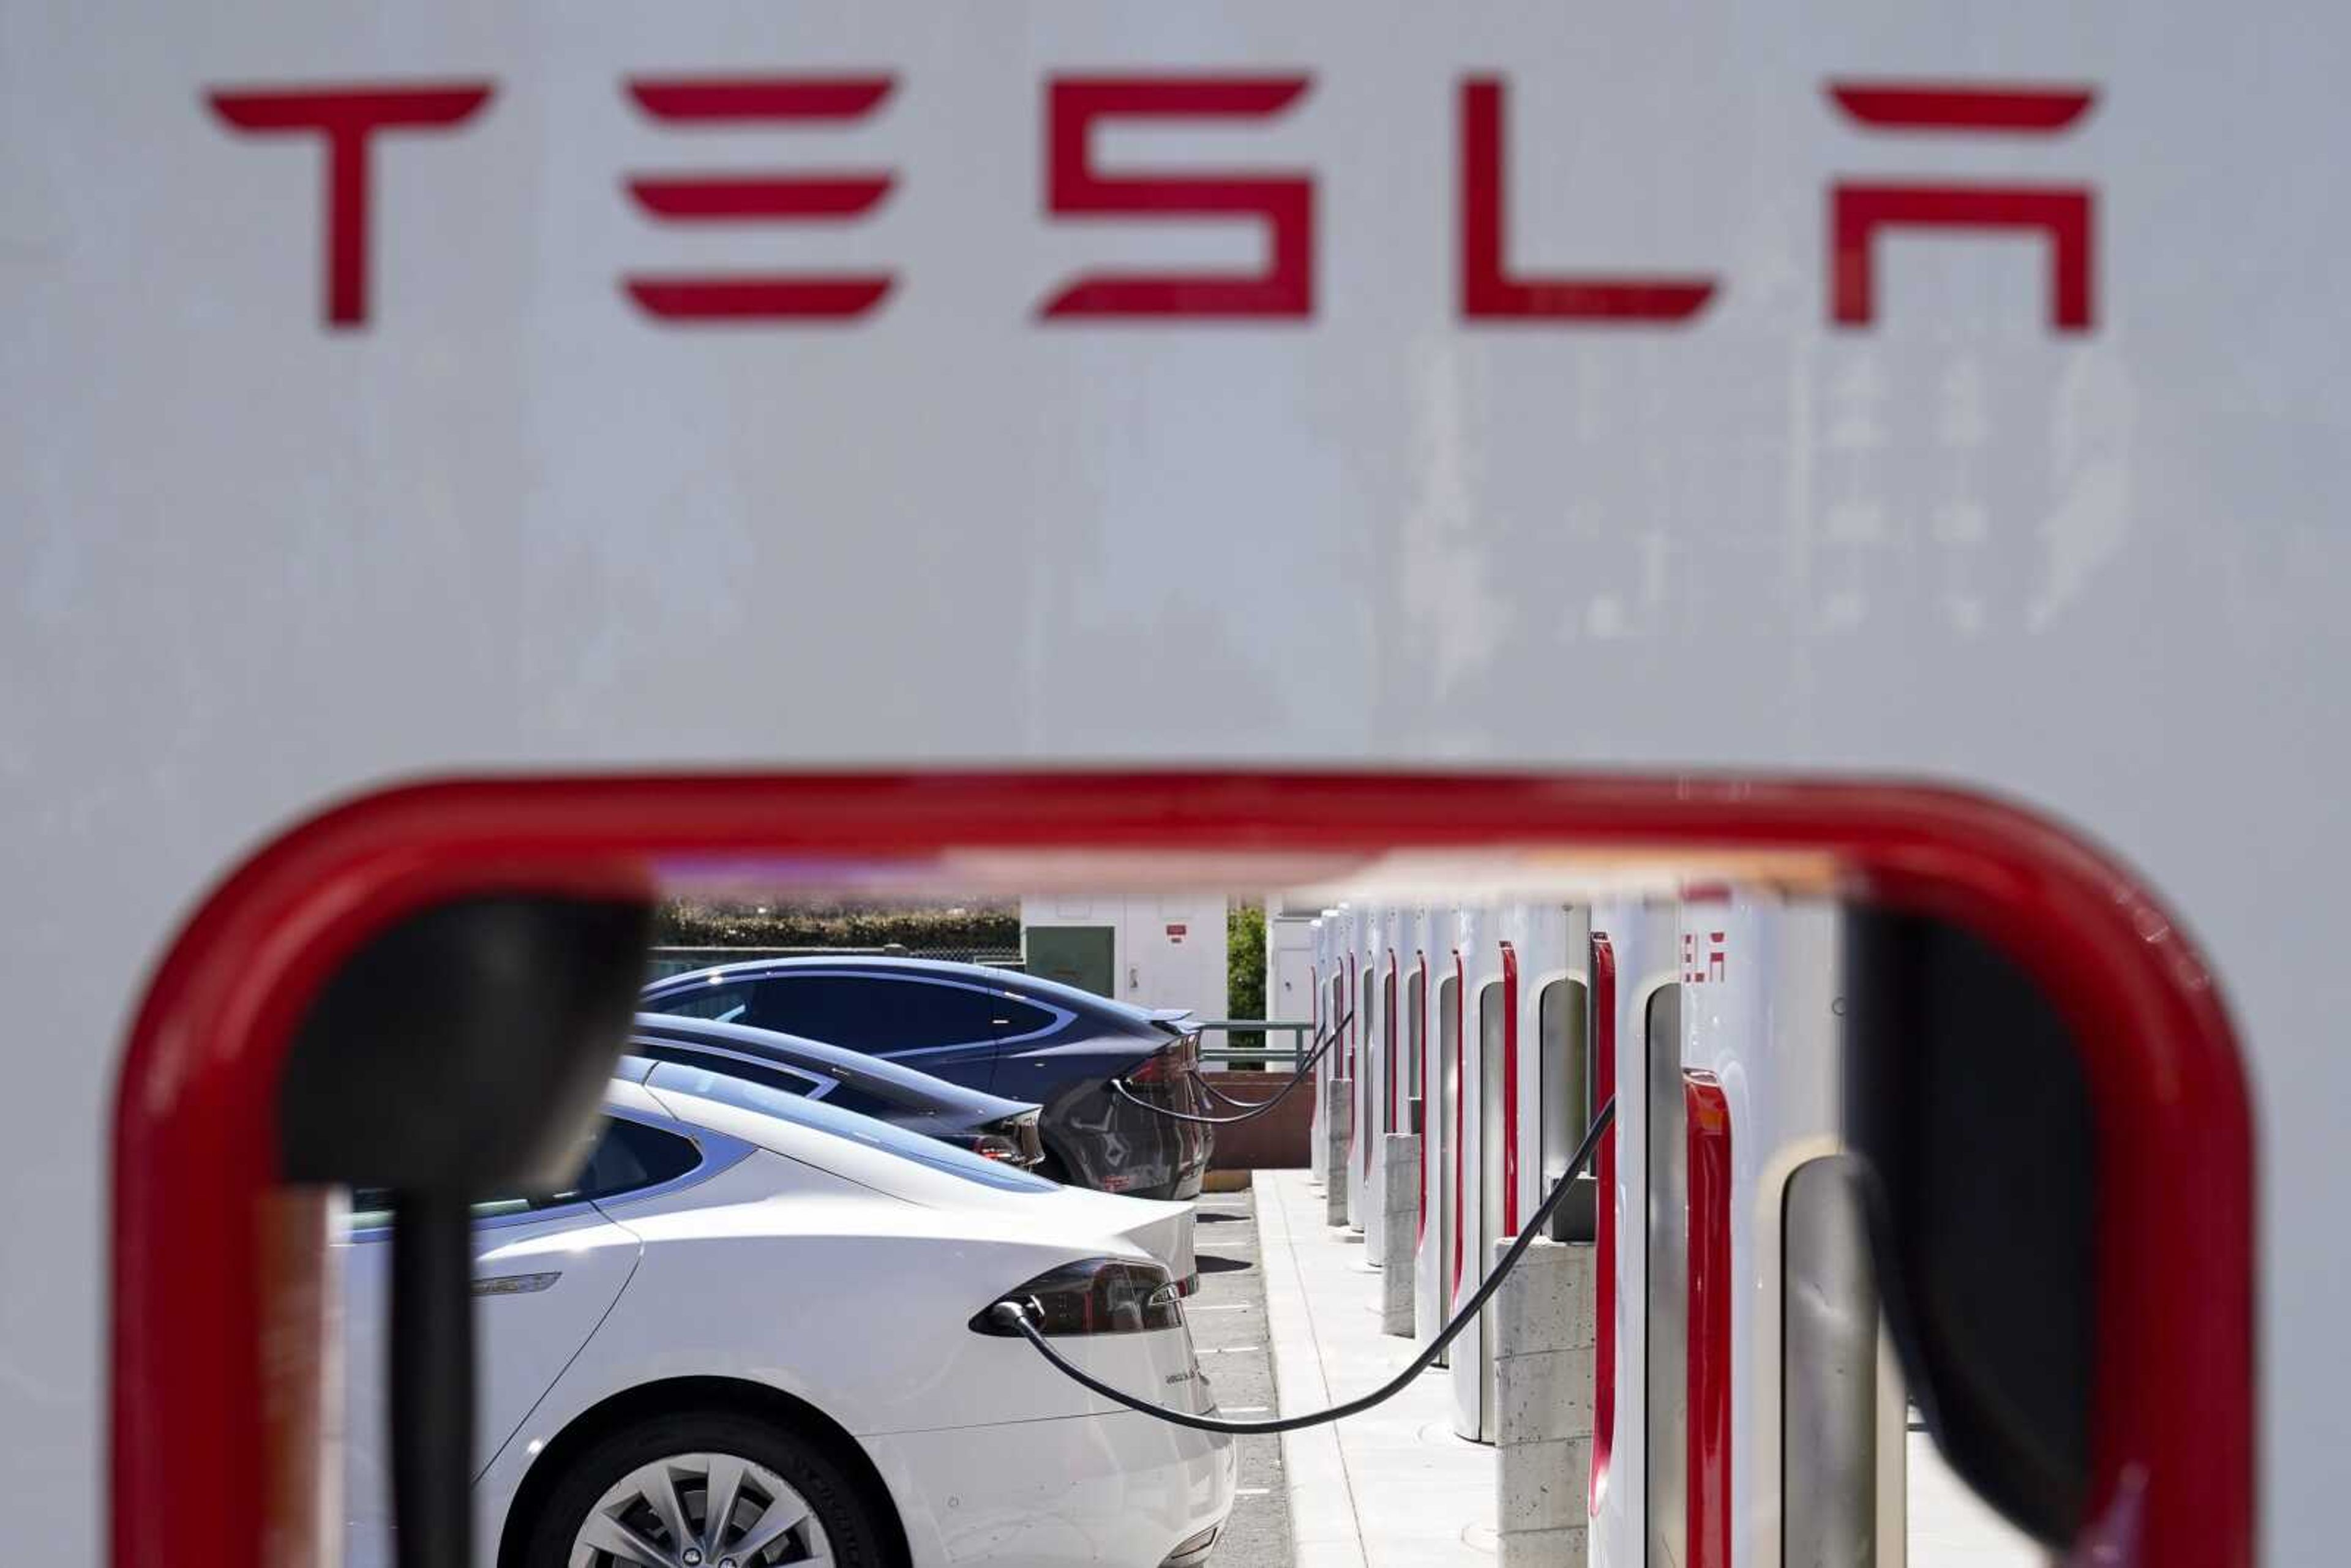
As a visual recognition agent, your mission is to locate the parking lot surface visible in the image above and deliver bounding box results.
[1256,1170,1496,1568]
[1188,1183,1294,1568]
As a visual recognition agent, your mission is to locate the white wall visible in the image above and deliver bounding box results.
[1019,895,1231,1019]
[1267,913,1317,1027]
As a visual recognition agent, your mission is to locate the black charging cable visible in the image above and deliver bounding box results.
[1108,1011,1351,1127]
[991,1096,1615,1435]
[1190,1015,1346,1109]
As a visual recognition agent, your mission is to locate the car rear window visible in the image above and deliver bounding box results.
[645,1060,1055,1193]
[649,979,752,1022]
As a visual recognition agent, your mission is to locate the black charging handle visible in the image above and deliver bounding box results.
[277,894,653,1568]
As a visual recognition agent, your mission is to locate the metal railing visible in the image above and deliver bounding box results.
[1191,1018,1314,1068]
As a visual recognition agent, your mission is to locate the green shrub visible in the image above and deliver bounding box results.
[654,901,1020,953]
[1227,902,1267,1060]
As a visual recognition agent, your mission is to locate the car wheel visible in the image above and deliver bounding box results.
[522,1409,891,1568]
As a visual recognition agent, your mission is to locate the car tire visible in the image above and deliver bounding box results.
[520,1408,893,1568]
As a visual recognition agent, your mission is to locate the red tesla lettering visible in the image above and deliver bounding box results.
[1037,75,1314,320]
[621,75,896,323]
[207,83,493,329]
[1681,931,1727,985]
[1458,77,1717,323]
[1828,83,2096,133]
[1826,80,2098,332]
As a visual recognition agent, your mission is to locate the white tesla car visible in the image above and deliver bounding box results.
[339,1055,1234,1568]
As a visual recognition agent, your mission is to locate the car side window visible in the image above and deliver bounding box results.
[561,1118,702,1202]
[994,997,1055,1037]
[733,975,864,1040]
[345,1117,700,1231]
[738,974,1014,1051]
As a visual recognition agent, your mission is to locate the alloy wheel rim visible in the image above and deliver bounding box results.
[569,1451,832,1568]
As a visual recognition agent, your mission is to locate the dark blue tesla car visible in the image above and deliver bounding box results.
[625,1013,1045,1166]
[640,956,1212,1199]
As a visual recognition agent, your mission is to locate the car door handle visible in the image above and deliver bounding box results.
[472,1271,561,1297]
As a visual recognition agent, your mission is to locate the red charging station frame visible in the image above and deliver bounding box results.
[1384,953,1400,1154]
[1414,950,1430,1251]
[1588,932,1618,1517]
[1499,940,1521,1234]
[1354,945,1373,1175]
[110,770,2254,1568]
[1684,1070,1734,1568]
[1449,947,1468,1303]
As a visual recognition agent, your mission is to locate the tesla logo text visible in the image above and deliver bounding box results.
[204,72,2099,332]
[1826,83,2097,332]
[1682,932,1727,985]
[621,75,899,322]
[207,83,494,329]
[1040,75,1314,320]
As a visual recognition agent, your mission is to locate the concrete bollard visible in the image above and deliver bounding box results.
[1308,1067,1327,1186]
[1492,1236,1596,1568]
[1324,1078,1354,1226]
[1379,1133,1420,1335]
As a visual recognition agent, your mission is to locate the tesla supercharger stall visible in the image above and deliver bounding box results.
[1329,907,1358,1224]
[1444,903,1578,1444]
[1316,910,1350,1191]
[1363,904,1411,1273]
[25,5,2339,1565]
[1354,907,1382,1260]
[1449,906,1505,1441]
[1348,907,1378,1236]
[1514,903,1591,1236]
[1307,920,1326,1185]
[102,774,2258,1568]
[1627,893,1907,1567]
[1402,911,1433,1323]
[1325,915,1353,1194]
[1416,907,1467,1365]
[1584,900,1679,1567]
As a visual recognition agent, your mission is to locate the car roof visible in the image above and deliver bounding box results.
[643,953,1174,1032]
[609,1057,1058,1198]
[627,1012,1037,1120]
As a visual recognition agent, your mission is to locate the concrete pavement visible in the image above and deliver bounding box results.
[1258,1168,1497,1567]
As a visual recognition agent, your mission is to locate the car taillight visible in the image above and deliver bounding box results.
[1127,1043,1182,1087]
[961,1132,1026,1163]
[969,1257,1183,1337]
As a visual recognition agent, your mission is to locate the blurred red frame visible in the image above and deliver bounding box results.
[108,770,2252,1568]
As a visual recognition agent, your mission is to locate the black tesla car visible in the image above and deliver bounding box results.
[640,957,1212,1199]
[623,1013,1044,1166]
